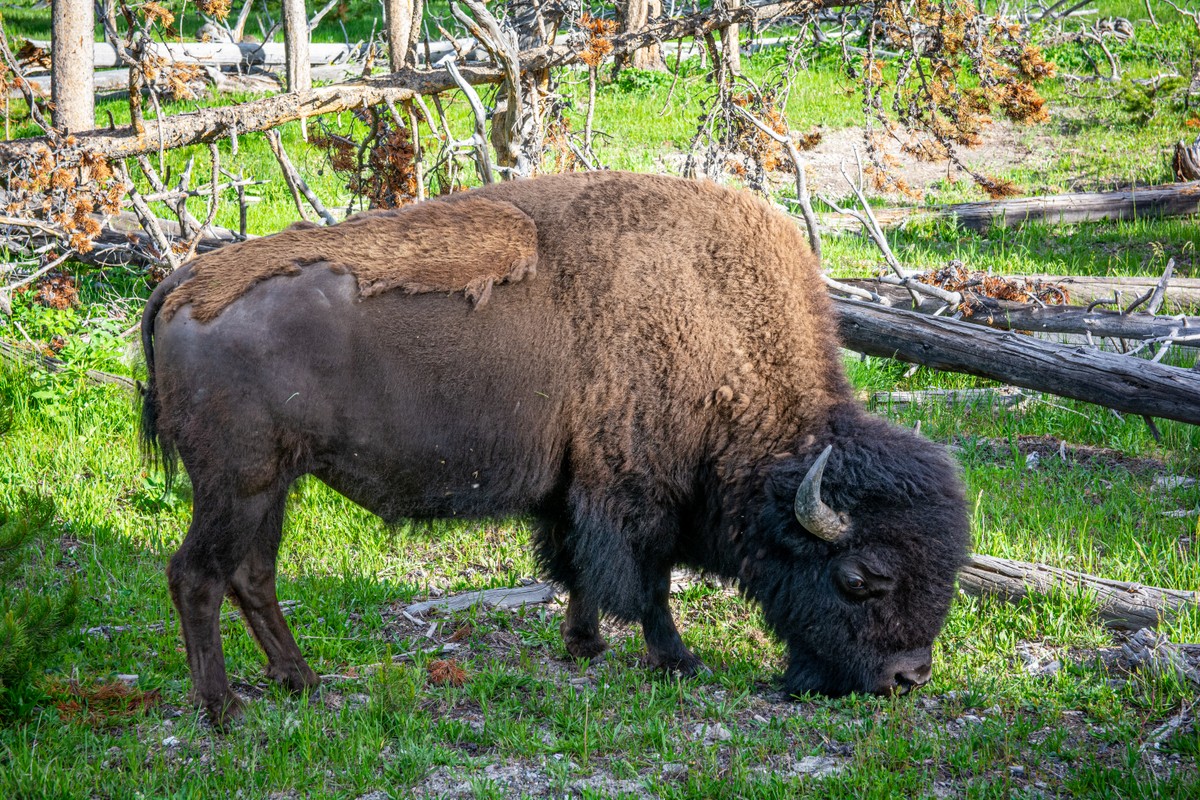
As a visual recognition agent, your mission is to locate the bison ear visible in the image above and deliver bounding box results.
[794,445,851,543]
[352,197,539,309]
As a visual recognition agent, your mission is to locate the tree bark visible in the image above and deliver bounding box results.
[820,181,1200,232]
[50,0,94,133]
[833,298,1200,425]
[618,0,666,72]
[283,0,311,93]
[722,0,743,74]
[384,0,418,71]
[959,555,1200,631]
[830,280,1200,341]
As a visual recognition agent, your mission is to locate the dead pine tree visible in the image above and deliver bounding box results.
[283,0,311,93]
[51,0,95,133]
[615,0,666,73]
[384,0,423,71]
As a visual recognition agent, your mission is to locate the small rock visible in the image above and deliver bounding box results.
[1009,765,1026,778]
[661,763,687,779]
[752,714,770,725]
[354,793,389,800]
[115,674,138,686]
[161,736,181,748]
[1025,451,1040,470]
[693,722,733,743]
[792,756,844,778]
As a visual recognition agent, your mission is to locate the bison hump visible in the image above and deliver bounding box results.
[159,197,539,322]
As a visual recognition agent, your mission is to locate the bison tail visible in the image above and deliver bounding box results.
[138,266,190,489]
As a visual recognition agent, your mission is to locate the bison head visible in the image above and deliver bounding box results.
[744,416,970,698]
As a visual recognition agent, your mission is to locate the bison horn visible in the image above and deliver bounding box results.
[794,445,850,543]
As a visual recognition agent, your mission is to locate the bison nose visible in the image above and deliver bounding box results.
[875,662,932,696]
[895,664,932,691]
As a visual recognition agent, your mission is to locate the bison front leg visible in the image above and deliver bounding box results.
[228,508,319,695]
[641,569,707,676]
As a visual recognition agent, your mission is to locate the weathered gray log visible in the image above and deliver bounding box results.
[23,39,472,73]
[0,341,135,392]
[821,181,1200,232]
[833,298,1200,425]
[50,0,93,133]
[830,279,1200,340]
[959,554,1200,631]
[404,583,558,616]
[1035,274,1200,311]
[13,67,282,98]
[2,206,244,268]
[1,1,859,161]
[869,388,1029,411]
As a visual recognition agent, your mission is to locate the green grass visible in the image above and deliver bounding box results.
[3,4,1200,798]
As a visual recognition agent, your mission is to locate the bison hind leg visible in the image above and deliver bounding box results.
[169,488,276,726]
[227,492,318,695]
[560,587,607,661]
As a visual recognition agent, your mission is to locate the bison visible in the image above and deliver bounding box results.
[140,171,970,724]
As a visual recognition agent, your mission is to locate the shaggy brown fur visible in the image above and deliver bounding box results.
[160,197,539,321]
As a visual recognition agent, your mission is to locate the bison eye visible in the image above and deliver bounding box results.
[836,569,872,599]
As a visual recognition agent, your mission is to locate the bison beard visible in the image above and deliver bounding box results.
[140,171,970,725]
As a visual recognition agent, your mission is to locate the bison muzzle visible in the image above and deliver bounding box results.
[140,171,970,724]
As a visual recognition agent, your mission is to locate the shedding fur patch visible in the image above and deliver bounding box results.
[160,197,539,322]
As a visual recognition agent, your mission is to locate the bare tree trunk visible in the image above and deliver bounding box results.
[384,0,418,71]
[722,0,742,74]
[618,0,665,73]
[283,0,311,93]
[51,0,94,133]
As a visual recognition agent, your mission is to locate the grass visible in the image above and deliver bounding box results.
[2,3,1200,798]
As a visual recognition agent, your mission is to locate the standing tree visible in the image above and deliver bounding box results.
[385,0,424,71]
[50,0,95,133]
[616,0,665,72]
[283,0,311,92]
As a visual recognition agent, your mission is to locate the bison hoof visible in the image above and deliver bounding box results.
[642,650,709,678]
[203,691,246,730]
[267,661,320,694]
[562,631,609,661]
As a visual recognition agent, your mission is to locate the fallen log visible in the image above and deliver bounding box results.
[0,1,860,166]
[24,38,474,71]
[27,40,370,69]
[404,583,558,616]
[2,207,245,268]
[868,388,1030,411]
[833,298,1200,425]
[821,181,1200,232]
[1037,274,1200,311]
[830,279,1200,341]
[959,554,1200,631]
[0,340,135,392]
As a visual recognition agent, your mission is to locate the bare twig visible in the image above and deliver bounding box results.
[264,129,337,225]
[732,104,821,259]
[441,56,495,185]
